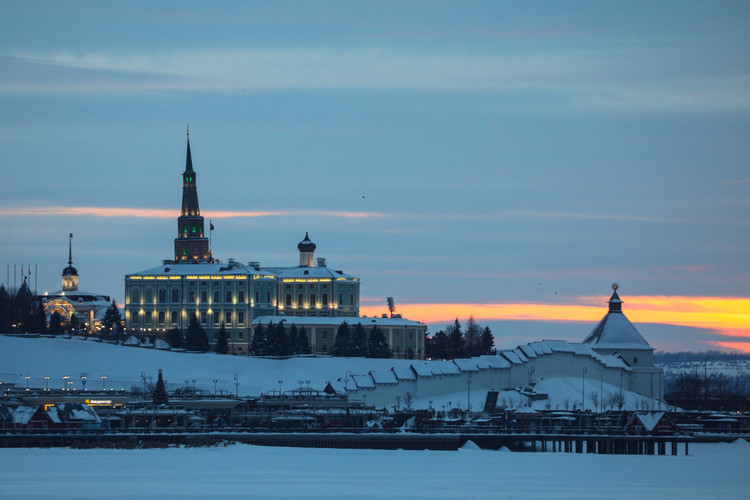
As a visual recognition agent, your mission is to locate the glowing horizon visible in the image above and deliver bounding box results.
[360,295,750,352]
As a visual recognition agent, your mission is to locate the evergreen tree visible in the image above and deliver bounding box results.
[166,328,183,349]
[0,285,11,333]
[428,330,449,359]
[69,313,79,335]
[480,326,495,355]
[250,324,268,356]
[351,323,368,357]
[214,323,229,354]
[446,319,465,359]
[365,326,391,358]
[11,282,34,332]
[275,321,290,356]
[152,368,169,405]
[296,326,311,355]
[331,322,352,356]
[102,300,122,336]
[26,302,47,334]
[288,324,299,355]
[184,314,209,351]
[49,311,64,335]
[465,315,481,357]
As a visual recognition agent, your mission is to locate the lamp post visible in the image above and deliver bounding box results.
[80,373,87,391]
[278,380,283,397]
[581,368,586,411]
[25,375,30,390]
[213,379,218,396]
[44,376,50,391]
[63,375,69,392]
[233,373,239,398]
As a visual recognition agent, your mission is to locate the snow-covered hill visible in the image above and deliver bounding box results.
[1,335,663,411]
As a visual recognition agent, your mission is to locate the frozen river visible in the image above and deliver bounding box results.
[1,439,748,499]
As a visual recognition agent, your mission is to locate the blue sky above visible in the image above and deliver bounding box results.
[1,1,749,351]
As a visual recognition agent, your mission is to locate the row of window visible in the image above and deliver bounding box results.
[133,310,246,327]
[282,293,356,307]
[130,287,280,305]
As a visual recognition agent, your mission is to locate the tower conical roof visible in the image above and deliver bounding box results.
[582,284,652,350]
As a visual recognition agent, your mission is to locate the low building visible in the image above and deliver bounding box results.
[39,234,111,334]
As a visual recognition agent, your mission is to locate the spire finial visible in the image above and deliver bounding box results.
[68,233,73,266]
[186,123,189,137]
[612,282,619,291]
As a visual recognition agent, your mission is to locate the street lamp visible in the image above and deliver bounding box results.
[44,376,50,391]
[101,375,107,391]
[278,380,283,396]
[213,379,218,395]
[581,368,586,411]
[25,375,30,390]
[80,373,87,391]
[233,373,239,398]
[63,375,69,391]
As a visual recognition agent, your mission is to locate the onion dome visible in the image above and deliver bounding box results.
[62,264,78,277]
[297,232,316,253]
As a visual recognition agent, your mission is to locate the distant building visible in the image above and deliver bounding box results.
[40,234,111,334]
[124,133,425,357]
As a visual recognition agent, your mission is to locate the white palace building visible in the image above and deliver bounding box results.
[124,134,426,357]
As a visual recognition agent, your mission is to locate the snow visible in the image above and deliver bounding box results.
[1,336,666,412]
[632,411,665,432]
[0,441,748,499]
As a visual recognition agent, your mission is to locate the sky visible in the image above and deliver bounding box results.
[1,1,748,352]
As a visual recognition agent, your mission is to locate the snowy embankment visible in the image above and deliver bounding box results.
[0,440,748,499]
[0,335,404,397]
[0,335,662,410]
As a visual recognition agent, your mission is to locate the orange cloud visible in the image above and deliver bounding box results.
[362,295,750,351]
[0,206,385,219]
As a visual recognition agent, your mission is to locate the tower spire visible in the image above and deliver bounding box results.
[68,233,73,266]
[174,130,209,262]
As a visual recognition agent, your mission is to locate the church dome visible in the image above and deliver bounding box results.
[297,232,316,253]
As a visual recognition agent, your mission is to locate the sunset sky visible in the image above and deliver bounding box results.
[1,2,748,352]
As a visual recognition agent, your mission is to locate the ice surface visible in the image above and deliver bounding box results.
[0,442,747,499]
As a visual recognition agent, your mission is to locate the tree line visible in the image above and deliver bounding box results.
[425,317,495,360]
